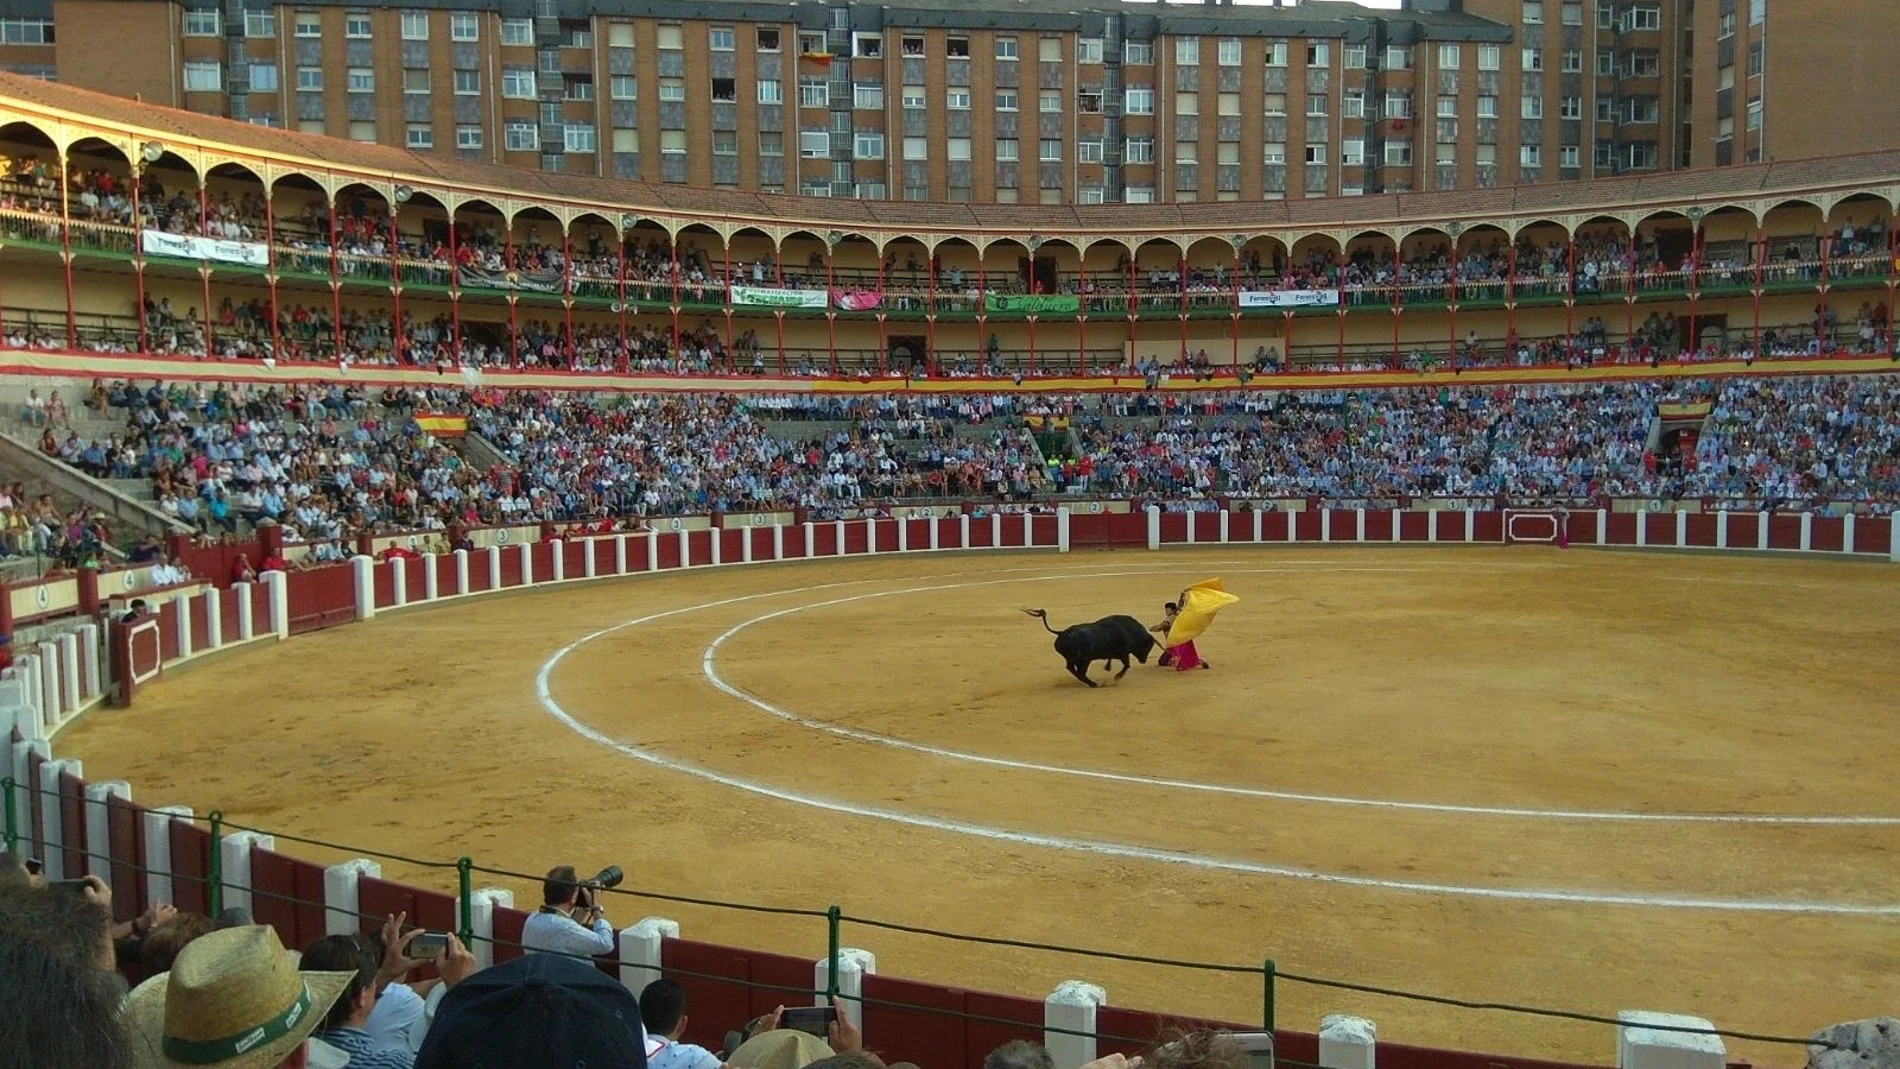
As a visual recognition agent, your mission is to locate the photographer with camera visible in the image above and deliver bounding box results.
[520,865,620,959]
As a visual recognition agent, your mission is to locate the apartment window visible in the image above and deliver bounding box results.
[1563,2,1583,24]
[1623,5,1660,31]
[799,80,828,107]
[1522,48,1542,71]
[1079,137,1104,163]
[1437,95,1458,118]
[993,89,1016,111]
[503,68,535,97]
[1598,52,1616,76]
[1750,0,1765,24]
[450,12,477,40]
[1435,142,1456,165]
[1265,41,1287,66]
[1521,145,1542,167]
[294,10,320,36]
[501,18,532,45]
[1037,37,1060,62]
[1436,44,1460,70]
[1561,96,1581,119]
[504,121,536,151]
[1175,91,1197,115]
[854,132,884,158]
[559,125,594,153]
[345,12,371,37]
[1264,93,1286,116]
[1124,136,1153,164]
[1307,94,1328,116]
[1521,95,1543,118]
[1748,40,1764,76]
[1467,95,1494,120]
[1384,141,1412,165]
[1477,44,1500,71]
[400,11,427,39]
[1343,91,1365,119]
[452,125,481,149]
[403,69,429,93]
[1217,38,1241,65]
[1523,2,1543,24]
[995,138,1019,161]
[755,79,779,104]
[1477,144,1497,165]
[659,78,684,101]
[349,122,376,141]
[568,75,596,101]
[1040,90,1061,113]
[1383,91,1412,118]
[345,67,374,91]
[1217,92,1240,117]
[902,136,928,160]
[1598,4,1616,27]
[799,130,830,157]
[1039,139,1062,161]
[406,124,434,148]
[1124,87,1153,114]
[1625,52,1659,77]
[651,130,682,156]
[249,63,278,92]
[754,27,778,51]
[1625,98,1658,122]
[947,89,970,109]
[1176,141,1197,163]
[1746,99,1762,130]
[183,9,220,36]
[947,137,972,160]
[1718,11,1736,38]
[1345,44,1368,69]
[854,83,883,109]
[296,67,322,90]
[243,10,275,36]
[1596,98,1614,122]
[995,36,1017,59]
[1385,46,1412,70]
[1124,40,1152,65]
[799,32,823,54]
[1305,145,1326,164]
[1624,143,1657,169]
[1307,42,1329,66]
[1595,141,1614,167]
[1263,141,1285,163]
[182,60,221,92]
[1125,187,1155,204]
[760,132,783,155]
[1342,138,1364,166]
[1172,38,1197,65]
[1078,188,1104,204]
[709,26,734,51]
[1077,37,1103,63]
[1562,50,1582,73]
[1560,145,1579,168]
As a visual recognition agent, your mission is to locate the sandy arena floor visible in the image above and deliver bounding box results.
[60,546,1900,1063]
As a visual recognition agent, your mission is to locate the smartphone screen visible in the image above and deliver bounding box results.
[408,932,448,960]
[779,1006,837,1037]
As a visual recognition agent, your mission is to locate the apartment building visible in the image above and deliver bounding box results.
[0,0,1889,203]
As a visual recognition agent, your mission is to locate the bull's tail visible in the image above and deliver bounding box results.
[1020,608,1060,635]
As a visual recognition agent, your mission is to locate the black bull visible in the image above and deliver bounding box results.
[1021,609,1159,687]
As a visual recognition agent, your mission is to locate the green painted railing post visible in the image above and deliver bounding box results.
[1,777,15,853]
[456,858,474,945]
[207,811,224,917]
[1262,958,1277,1037]
[825,905,842,1001]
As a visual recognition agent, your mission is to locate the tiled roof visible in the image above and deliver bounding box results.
[3,72,1896,242]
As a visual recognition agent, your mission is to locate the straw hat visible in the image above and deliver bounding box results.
[124,925,356,1069]
[726,1029,836,1069]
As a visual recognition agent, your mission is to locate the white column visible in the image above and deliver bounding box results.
[612,535,628,574]
[646,533,660,571]
[1356,508,1366,542]
[1321,509,1332,542]
[815,948,877,1031]
[1390,508,1402,543]
[834,520,847,556]
[585,539,599,577]
[37,757,80,879]
[323,859,382,936]
[1427,510,1438,543]
[142,804,193,908]
[1057,507,1071,553]
[929,516,941,551]
[772,525,785,561]
[56,633,80,712]
[387,558,406,609]
[1252,508,1263,542]
[619,916,680,999]
[550,540,565,582]
[519,542,535,585]
[1185,511,1197,544]
[1757,511,1769,551]
[1320,1014,1378,1069]
[467,887,514,969]
[76,623,101,700]
[1799,511,1813,552]
[1636,512,1648,548]
[1464,509,1475,543]
[218,830,274,915]
[35,642,59,718]
[173,596,195,658]
[1676,510,1688,547]
[1021,511,1035,548]
[351,555,376,620]
[990,513,1001,548]
[1146,505,1161,550]
[710,529,723,566]
[802,522,815,559]
[18,655,42,732]
[453,549,470,595]
[678,529,693,568]
[742,527,754,563]
[232,582,254,640]
[1842,513,1856,554]
[11,739,47,849]
[897,516,909,553]
[958,514,971,549]
[1597,509,1609,546]
[423,556,440,601]
[1617,1012,1725,1069]
[1891,515,1900,563]
[1716,511,1729,549]
[486,546,502,589]
[82,780,130,883]
[1219,509,1230,543]
[3,677,34,744]
[200,590,223,651]
[1044,980,1107,1069]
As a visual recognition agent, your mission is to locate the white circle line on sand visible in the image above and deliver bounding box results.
[697,571,1900,827]
[532,568,1900,914]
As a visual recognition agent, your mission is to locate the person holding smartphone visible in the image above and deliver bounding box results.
[520,864,615,959]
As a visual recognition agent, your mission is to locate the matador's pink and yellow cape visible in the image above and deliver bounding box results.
[1165,578,1239,646]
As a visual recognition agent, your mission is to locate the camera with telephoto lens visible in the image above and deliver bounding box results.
[572,866,623,910]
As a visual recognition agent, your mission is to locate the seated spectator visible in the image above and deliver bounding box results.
[520,865,615,958]
[123,925,356,1069]
[139,910,216,973]
[640,979,720,1069]
[415,953,645,1069]
[362,914,447,1055]
[986,1041,1056,1069]
[232,553,258,584]
[0,882,136,1069]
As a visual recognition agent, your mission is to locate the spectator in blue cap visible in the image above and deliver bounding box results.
[414,952,646,1069]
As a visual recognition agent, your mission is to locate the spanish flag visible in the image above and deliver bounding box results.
[415,412,468,437]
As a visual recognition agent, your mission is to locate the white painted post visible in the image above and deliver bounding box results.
[549,540,565,582]
[1891,515,1900,563]
[1356,508,1366,542]
[834,520,847,556]
[1616,1011,1725,1069]
[1842,513,1856,554]
[742,527,754,563]
[958,514,971,550]
[11,740,46,853]
[350,555,376,620]
[142,805,194,908]
[1597,509,1609,545]
[1057,507,1071,553]
[1320,1014,1378,1069]
[171,598,195,660]
[802,522,815,558]
[815,948,876,1031]
[1044,980,1107,1069]
[218,831,274,915]
[18,655,42,733]
[585,539,599,577]
[897,516,909,553]
[614,534,629,575]
[1219,509,1230,543]
[423,556,439,601]
[1464,509,1475,543]
[76,623,101,700]
[1427,509,1439,543]
[1716,511,1729,549]
[1757,511,1769,551]
[646,533,660,571]
[519,542,535,585]
[1676,511,1687,547]
[389,558,407,609]
[1636,512,1648,548]
[453,549,470,595]
[486,546,502,589]
[468,888,514,969]
[35,642,59,719]
[1146,505,1161,550]
[1390,508,1402,543]
[323,859,382,936]
[1252,508,1263,542]
[200,590,223,651]
[1185,511,1197,544]
[710,529,723,566]
[990,512,1002,548]
[679,529,692,567]
[929,515,941,551]
[82,780,130,882]
[37,757,78,879]
[620,916,680,1000]
[1799,511,1813,551]
[1018,511,1033,549]
[772,524,785,561]
[56,633,79,712]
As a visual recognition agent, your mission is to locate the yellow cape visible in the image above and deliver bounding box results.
[1165,578,1239,646]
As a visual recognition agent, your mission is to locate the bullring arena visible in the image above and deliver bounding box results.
[0,68,1896,1069]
